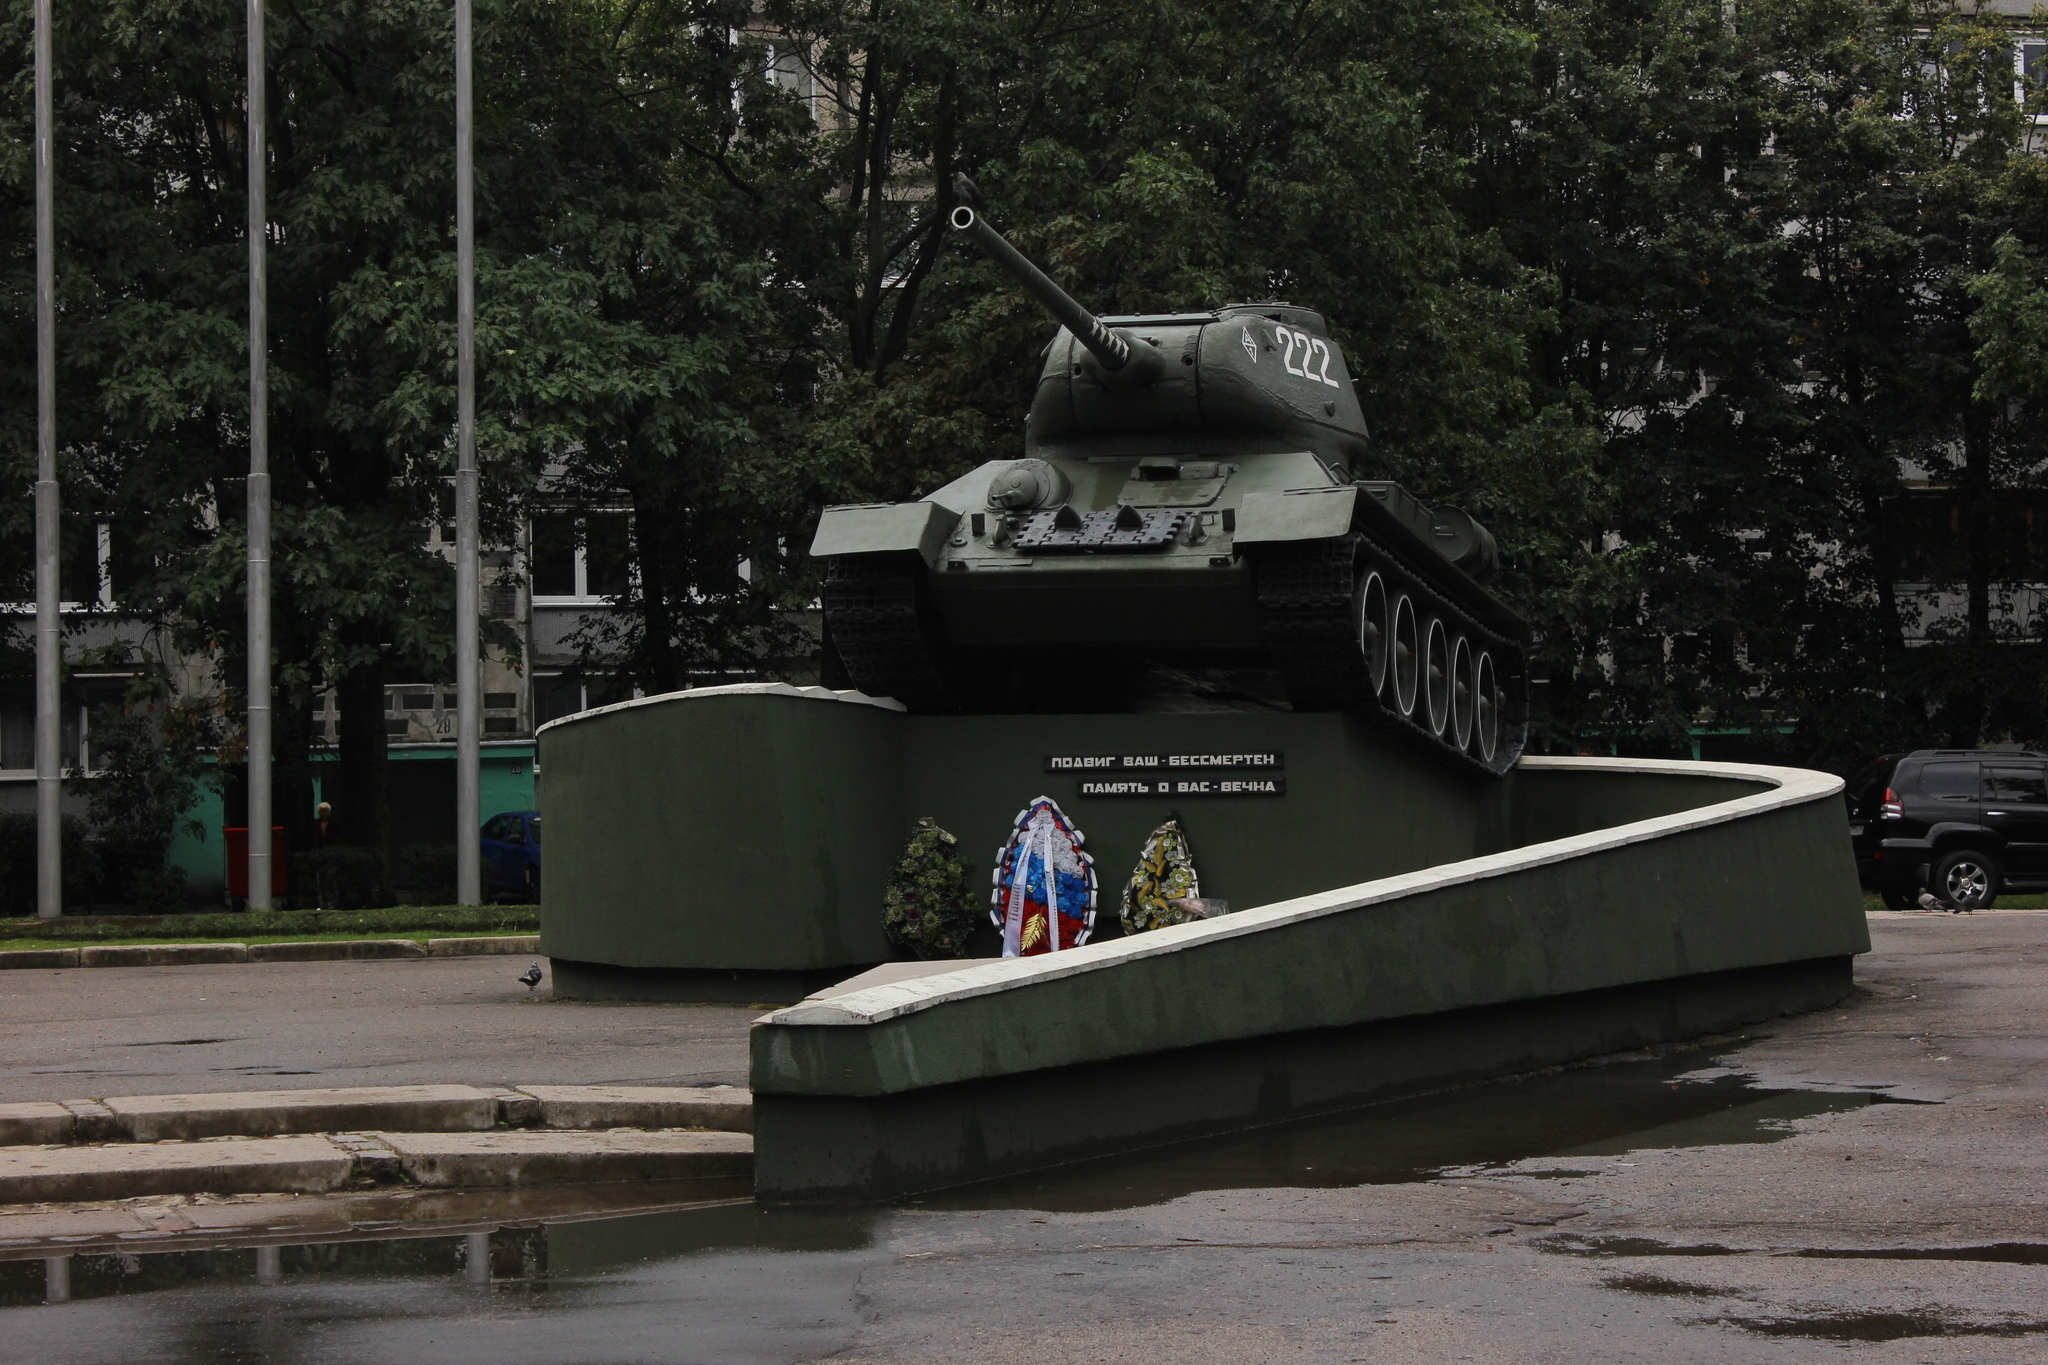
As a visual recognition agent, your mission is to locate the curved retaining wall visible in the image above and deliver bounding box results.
[535,685,1865,1199]
[748,755,1866,1199]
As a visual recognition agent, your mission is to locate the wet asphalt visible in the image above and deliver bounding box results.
[2,911,2045,1362]
[0,957,759,1099]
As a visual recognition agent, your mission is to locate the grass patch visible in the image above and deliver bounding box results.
[0,905,539,942]
[0,928,537,951]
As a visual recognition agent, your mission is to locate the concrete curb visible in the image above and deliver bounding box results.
[105,1085,499,1143]
[515,1085,755,1134]
[0,1129,754,1204]
[0,1084,754,1146]
[81,943,247,967]
[247,939,425,962]
[0,935,539,970]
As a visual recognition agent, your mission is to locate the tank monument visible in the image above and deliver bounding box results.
[538,205,1868,1199]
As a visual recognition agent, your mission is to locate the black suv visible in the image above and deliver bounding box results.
[1847,750,2048,908]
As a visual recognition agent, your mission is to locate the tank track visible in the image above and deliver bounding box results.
[821,554,954,713]
[1252,531,1528,776]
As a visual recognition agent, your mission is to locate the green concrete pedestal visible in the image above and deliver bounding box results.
[540,684,1867,1199]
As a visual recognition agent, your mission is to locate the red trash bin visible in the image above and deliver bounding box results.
[224,826,287,899]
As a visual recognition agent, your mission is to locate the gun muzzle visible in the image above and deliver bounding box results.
[950,206,1134,373]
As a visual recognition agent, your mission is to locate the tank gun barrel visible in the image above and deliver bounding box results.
[950,206,1133,372]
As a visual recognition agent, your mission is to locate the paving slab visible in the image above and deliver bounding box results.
[0,1136,350,1203]
[512,1084,753,1132]
[0,1102,71,1145]
[371,1128,753,1189]
[100,1084,498,1141]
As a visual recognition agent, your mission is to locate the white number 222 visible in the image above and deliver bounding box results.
[1273,326,1342,390]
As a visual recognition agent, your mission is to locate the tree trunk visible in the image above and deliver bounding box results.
[334,655,393,904]
[275,678,318,908]
[629,477,683,695]
[1947,407,1996,747]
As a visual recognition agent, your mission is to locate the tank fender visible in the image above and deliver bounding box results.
[810,501,960,568]
[1235,486,1357,545]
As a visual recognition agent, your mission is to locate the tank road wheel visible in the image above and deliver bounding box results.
[1251,531,1528,776]
[1450,635,1475,752]
[1390,593,1421,719]
[1473,649,1500,763]
[820,554,955,713]
[1356,571,1391,697]
[1422,616,1452,738]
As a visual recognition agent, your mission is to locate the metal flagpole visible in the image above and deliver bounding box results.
[33,0,60,919]
[245,0,272,909]
[454,0,481,906]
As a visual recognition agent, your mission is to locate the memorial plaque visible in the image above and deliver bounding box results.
[1045,751,1283,773]
[1075,776,1286,798]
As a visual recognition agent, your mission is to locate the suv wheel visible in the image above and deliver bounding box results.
[1931,848,2000,909]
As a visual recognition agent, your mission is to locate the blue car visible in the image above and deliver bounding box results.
[481,810,541,902]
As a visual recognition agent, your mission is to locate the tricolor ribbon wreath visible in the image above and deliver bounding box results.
[990,795,1097,956]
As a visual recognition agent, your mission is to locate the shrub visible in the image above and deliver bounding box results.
[0,813,104,914]
[398,843,458,906]
[294,846,390,911]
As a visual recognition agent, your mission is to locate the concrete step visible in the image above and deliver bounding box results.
[369,1129,753,1189]
[0,1084,752,1145]
[0,935,542,971]
[0,1129,753,1203]
[0,1136,352,1203]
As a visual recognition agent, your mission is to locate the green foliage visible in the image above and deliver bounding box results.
[3,0,2044,791]
[0,813,101,915]
[0,903,539,942]
[397,843,458,906]
[80,670,216,908]
[881,816,977,959]
[294,846,391,911]
[1971,234,2048,407]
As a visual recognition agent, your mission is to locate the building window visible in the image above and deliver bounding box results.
[530,511,632,603]
[533,673,631,726]
[0,677,134,774]
[1,517,116,610]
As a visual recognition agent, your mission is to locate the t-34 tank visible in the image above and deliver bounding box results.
[812,204,1528,775]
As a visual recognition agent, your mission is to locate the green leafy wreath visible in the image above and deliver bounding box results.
[881,817,978,959]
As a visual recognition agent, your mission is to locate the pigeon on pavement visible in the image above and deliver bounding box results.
[518,961,544,990]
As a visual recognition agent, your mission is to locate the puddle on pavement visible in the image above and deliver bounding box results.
[1694,1309,2048,1342]
[0,1051,1939,1311]
[1547,1233,2048,1266]
[913,1052,1921,1213]
[0,1198,880,1310]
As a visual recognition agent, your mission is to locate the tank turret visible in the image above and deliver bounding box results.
[811,205,1527,775]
